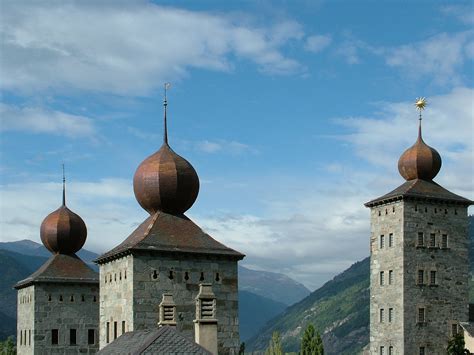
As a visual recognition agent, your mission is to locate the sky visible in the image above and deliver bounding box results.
[1,0,473,290]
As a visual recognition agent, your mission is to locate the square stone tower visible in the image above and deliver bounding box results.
[95,94,244,354]
[366,102,472,355]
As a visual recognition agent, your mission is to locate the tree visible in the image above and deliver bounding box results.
[265,331,283,355]
[0,336,16,355]
[300,324,324,355]
[447,332,469,355]
[239,342,245,354]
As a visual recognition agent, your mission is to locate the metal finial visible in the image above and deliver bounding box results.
[62,163,66,206]
[163,82,171,144]
[414,97,427,139]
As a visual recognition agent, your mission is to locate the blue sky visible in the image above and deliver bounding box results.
[1,0,473,289]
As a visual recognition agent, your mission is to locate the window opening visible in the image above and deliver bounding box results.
[106,322,110,343]
[389,270,393,285]
[418,308,425,323]
[122,321,126,335]
[152,270,158,280]
[389,308,393,322]
[70,329,76,345]
[429,233,436,247]
[168,270,174,280]
[88,329,95,345]
[441,234,448,249]
[418,270,424,285]
[379,308,384,323]
[52,329,59,345]
[430,271,437,285]
[215,272,220,282]
[200,272,205,281]
[417,232,424,247]
[389,233,393,247]
[184,272,189,281]
[380,271,385,286]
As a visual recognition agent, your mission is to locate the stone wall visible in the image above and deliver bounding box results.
[99,255,134,349]
[17,286,34,355]
[99,252,240,354]
[32,282,99,354]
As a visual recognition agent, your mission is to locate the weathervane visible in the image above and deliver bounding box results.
[163,82,171,144]
[414,97,427,121]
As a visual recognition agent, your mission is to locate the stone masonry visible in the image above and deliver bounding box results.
[99,252,239,354]
[369,200,469,354]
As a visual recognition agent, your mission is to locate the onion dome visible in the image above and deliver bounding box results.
[133,85,199,215]
[397,98,442,181]
[40,168,87,254]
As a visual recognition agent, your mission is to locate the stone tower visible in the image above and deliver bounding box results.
[95,89,244,354]
[15,173,99,355]
[366,99,472,355]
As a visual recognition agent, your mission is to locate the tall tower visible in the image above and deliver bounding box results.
[366,98,472,355]
[95,86,244,354]
[15,170,99,354]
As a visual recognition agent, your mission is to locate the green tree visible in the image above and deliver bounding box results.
[447,332,469,355]
[0,336,16,355]
[300,324,324,355]
[265,331,283,355]
[239,342,245,354]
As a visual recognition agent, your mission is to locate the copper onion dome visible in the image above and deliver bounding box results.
[40,169,87,254]
[397,98,441,181]
[133,86,199,215]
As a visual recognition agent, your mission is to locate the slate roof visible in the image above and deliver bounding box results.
[365,179,473,207]
[15,253,99,289]
[95,211,244,264]
[97,326,211,355]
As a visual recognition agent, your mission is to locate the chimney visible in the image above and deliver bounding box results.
[194,283,218,355]
[158,293,176,327]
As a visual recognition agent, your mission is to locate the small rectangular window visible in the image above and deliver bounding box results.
[452,323,458,336]
[70,329,76,345]
[20,329,22,346]
[389,233,393,247]
[380,235,385,249]
[419,346,425,355]
[88,329,95,345]
[389,346,393,355]
[389,270,394,285]
[29,329,31,345]
[380,346,385,355]
[380,308,385,323]
[417,232,424,247]
[430,271,437,285]
[106,322,110,343]
[389,308,393,322]
[122,321,125,335]
[114,321,118,340]
[418,270,424,285]
[429,233,436,247]
[441,234,448,249]
[380,271,385,286]
[418,308,425,323]
[52,329,59,345]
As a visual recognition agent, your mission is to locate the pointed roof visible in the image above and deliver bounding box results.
[14,253,98,289]
[97,326,211,355]
[365,178,473,207]
[95,211,244,264]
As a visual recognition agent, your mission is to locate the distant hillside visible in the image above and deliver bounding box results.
[238,266,310,306]
[248,215,474,354]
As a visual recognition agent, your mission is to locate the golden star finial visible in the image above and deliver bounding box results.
[415,97,427,111]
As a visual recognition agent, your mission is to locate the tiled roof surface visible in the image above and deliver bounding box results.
[365,179,473,207]
[98,326,211,355]
[96,211,244,264]
[14,253,98,289]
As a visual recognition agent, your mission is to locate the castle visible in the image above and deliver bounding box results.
[366,99,472,354]
[14,92,244,355]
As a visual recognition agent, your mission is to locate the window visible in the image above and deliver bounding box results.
[81,295,85,302]
[70,295,74,302]
[88,329,95,345]
[380,308,385,323]
[29,329,31,345]
[52,329,59,345]
[20,329,22,345]
[389,308,393,322]
[389,233,393,247]
[106,322,110,343]
[93,296,97,302]
[114,321,118,340]
[380,271,385,286]
[452,323,459,336]
[418,270,424,285]
[380,346,385,355]
[417,232,424,247]
[184,271,189,281]
[380,235,385,249]
[419,347,425,355]
[389,270,394,285]
[70,329,76,345]
[429,233,436,247]
[430,271,437,285]
[441,234,448,249]
[389,346,394,355]
[200,272,205,281]
[418,308,425,323]
[122,321,125,335]
[59,295,63,302]
[48,294,52,302]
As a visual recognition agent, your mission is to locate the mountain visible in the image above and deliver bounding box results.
[238,266,310,306]
[248,215,474,354]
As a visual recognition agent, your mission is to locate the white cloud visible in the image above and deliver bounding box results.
[0,104,95,137]
[305,34,332,53]
[384,31,473,85]
[194,139,254,154]
[1,1,304,95]
[441,5,474,25]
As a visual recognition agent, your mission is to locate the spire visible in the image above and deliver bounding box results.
[62,163,66,206]
[163,82,171,145]
[415,97,426,140]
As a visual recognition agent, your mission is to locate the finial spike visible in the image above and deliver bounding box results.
[414,97,427,140]
[62,163,66,206]
[163,82,171,144]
